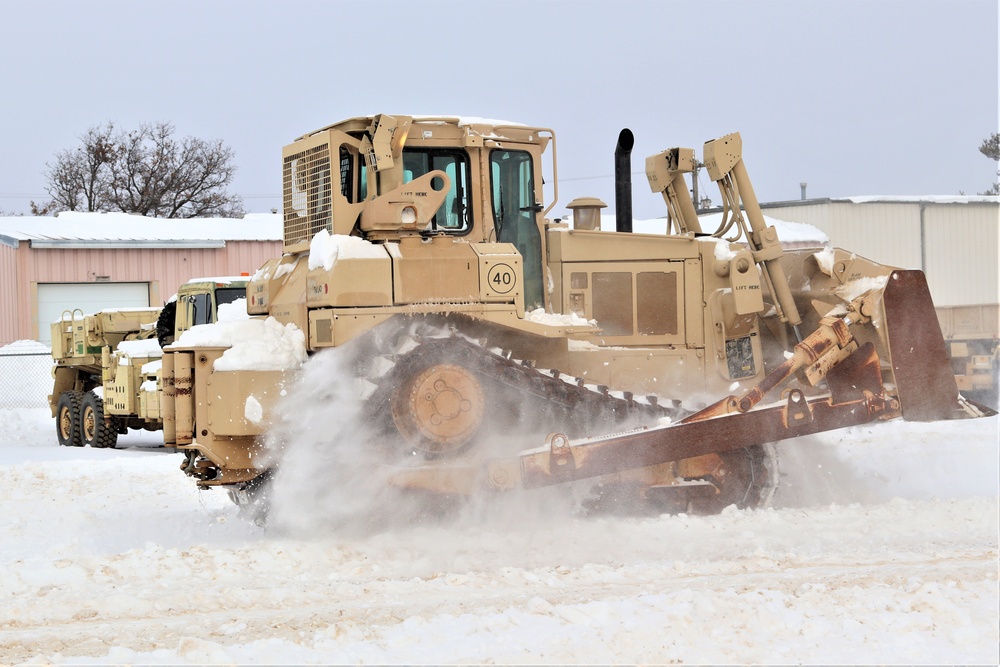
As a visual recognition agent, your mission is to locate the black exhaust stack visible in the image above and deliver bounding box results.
[615,128,634,233]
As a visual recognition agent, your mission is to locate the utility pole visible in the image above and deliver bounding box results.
[692,160,710,210]
[692,162,699,210]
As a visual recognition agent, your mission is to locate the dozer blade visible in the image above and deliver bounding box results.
[488,343,902,491]
[882,270,996,420]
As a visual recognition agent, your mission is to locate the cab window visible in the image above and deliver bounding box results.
[402,149,471,233]
[215,287,245,308]
[187,293,212,326]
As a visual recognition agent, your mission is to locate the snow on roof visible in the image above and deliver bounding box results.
[408,115,527,128]
[696,212,829,245]
[838,195,1000,205]
[0,212,282,246]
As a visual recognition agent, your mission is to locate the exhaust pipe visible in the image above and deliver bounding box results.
[615,128,634,233]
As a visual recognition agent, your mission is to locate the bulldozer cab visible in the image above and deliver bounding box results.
[282,115,552,311]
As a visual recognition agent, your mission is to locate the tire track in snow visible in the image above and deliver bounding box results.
[3,549,995,662]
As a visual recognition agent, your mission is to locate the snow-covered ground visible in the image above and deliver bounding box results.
[1,402,997,665]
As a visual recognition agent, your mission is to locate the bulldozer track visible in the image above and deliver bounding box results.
[344,323,780,512]
[361,330,676,451]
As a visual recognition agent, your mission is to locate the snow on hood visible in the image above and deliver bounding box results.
[116,338,163,359]
[308,229,388,271]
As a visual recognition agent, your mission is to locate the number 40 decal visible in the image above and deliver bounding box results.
[487,263,517,294]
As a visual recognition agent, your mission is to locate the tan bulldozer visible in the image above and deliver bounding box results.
[158,115,993,518]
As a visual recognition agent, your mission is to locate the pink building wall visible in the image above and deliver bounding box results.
[1,240,282,345]
[0,244,19,345]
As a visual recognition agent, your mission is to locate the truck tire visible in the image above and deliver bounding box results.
[156,300,177,348]
[81,391,119,449]
[56,391,84,447]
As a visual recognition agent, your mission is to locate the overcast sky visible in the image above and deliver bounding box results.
[0,0,996,220]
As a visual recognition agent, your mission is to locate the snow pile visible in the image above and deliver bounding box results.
[835,274,889,302]
[140,359,162,375]
[217,297,249,321]
[525,307,595,327]
[116,338,163,359]
[4,407,54,446]
[308,229,387,271]
[814,246,837,274]
[712,237,739,261]
[173,317,306,371]
[0,339,51,354]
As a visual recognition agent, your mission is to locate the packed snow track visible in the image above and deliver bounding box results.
[0,407,997,664]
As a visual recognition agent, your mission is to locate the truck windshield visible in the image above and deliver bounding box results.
[189,293,211,326]
[215,287,246,307]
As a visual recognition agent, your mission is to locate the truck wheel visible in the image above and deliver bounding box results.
[56,391,84,447]
[156,300,177,347]
[81,392,119,449]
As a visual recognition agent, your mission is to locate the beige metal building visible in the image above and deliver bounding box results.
[0,212,282,345]
[753,196,998,308]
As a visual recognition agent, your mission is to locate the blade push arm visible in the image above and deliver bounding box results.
[704,132,803,330]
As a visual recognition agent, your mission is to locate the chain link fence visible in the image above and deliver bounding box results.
[0,345,53,409]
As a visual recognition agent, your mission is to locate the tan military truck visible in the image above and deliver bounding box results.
[936,304,999,407]
[50,277,248,449]
[159,115,993,517]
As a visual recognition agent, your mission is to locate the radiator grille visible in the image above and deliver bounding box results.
[283,143,332,246]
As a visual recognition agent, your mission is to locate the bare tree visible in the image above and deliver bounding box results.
[37,122,244,218]
[979,132,1000,196]
[38,124,117,213]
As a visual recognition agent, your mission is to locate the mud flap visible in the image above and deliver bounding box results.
[882,270,991,420]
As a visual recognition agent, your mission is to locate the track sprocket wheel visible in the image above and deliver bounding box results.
[226,471,272,527]
[391,363,486,456]
[686,443,779,514]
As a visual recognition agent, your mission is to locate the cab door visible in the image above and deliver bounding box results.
[489,149,545,310]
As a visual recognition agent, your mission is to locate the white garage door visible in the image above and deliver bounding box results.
[37,282,150,345]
